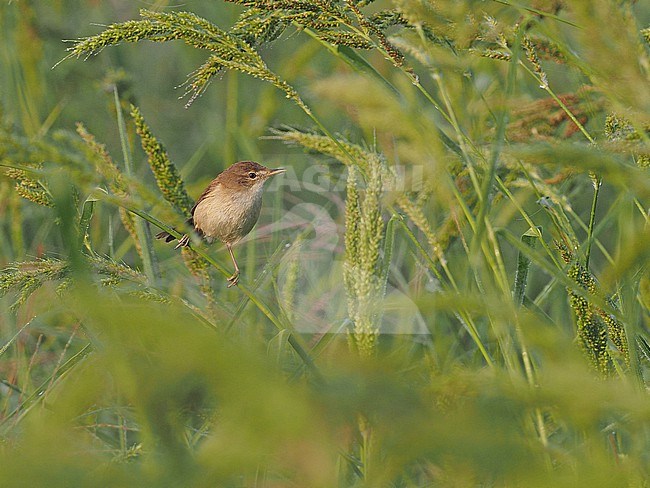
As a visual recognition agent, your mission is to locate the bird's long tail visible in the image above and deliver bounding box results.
[155,230,176,243]
[155,217,194,248]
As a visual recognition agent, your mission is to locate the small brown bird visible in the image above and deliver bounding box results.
[156,161,286,287]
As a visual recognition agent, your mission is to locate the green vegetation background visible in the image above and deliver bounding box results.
[1,1,649,486]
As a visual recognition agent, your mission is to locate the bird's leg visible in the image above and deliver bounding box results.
[226,243,240,287]
[174,234,190,249]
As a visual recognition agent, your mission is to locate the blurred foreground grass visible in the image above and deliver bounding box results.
[1,1,649,486]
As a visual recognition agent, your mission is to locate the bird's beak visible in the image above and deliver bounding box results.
[268,168,286,176]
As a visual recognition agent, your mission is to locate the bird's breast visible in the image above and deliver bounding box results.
[192,185,264,244]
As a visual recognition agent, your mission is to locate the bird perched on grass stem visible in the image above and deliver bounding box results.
[156,161,286,287]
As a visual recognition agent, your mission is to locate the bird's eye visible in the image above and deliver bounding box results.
[248,172,257,179]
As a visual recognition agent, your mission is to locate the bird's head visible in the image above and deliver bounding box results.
[219,161,286,191]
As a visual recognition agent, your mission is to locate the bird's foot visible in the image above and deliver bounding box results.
[174,234,190,249]
[227,271,240,288]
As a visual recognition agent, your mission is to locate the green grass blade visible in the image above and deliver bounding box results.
[0,342,93,432]
[112,86,160,286]
[513,227,541,307]
[78,196,96,254]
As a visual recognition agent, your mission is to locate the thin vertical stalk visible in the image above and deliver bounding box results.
[518,61,601,268]
[113,86,160,285]
[470,26,522,262]
[585,176,602,267]
[512,228,548,447]
[224,70,238,165]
